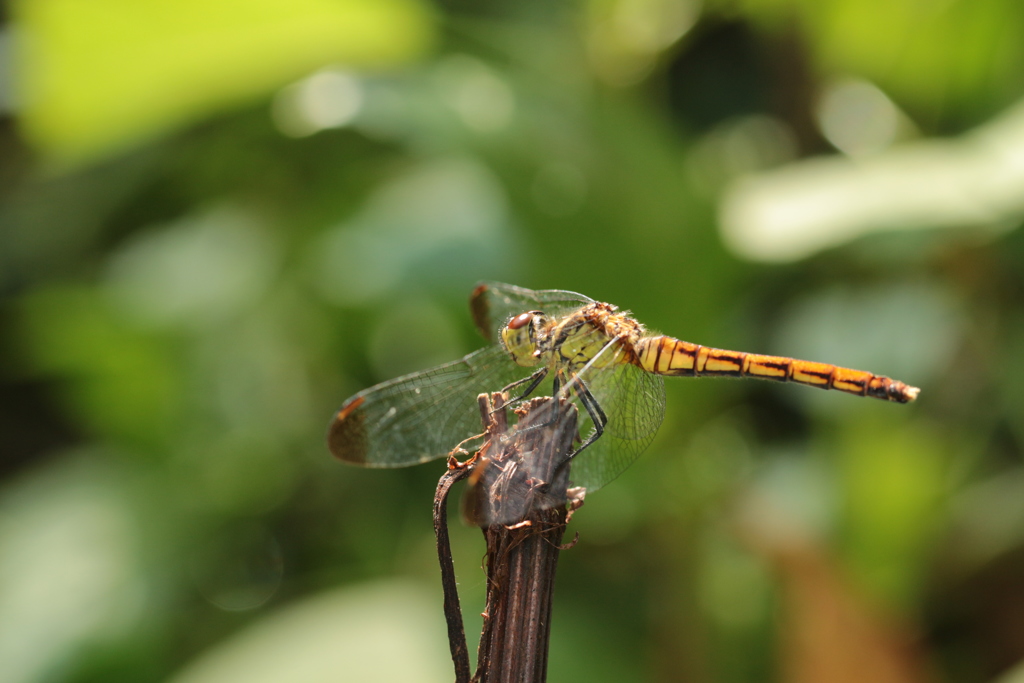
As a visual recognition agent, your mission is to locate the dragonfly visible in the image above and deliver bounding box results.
[328,282,919,506]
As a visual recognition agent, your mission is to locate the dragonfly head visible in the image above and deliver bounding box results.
[501,311,546,367]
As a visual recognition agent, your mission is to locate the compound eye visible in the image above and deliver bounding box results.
[508,312,533,330]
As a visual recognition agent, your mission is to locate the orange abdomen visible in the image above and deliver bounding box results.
[635,335,919,403]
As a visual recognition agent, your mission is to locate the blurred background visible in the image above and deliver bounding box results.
[1,0,1023,681]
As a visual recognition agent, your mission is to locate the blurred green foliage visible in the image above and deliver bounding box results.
[1,1,1023,682]
[13,0,434,161]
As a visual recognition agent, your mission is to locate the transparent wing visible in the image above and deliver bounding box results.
[470,281,594,341]
[328,344,531,467]
[567,360,666,493]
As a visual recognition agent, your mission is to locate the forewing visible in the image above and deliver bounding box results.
[567,361,666,493]
[470,282,594,341]
[328,344,530,467]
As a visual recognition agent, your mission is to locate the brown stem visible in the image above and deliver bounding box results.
[434,461,472,683]
[437,392,583,683]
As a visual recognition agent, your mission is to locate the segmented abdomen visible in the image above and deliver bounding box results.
[634,336,919,403]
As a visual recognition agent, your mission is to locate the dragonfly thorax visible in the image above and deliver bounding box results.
[500,302,646,373]
[550,320,630,372]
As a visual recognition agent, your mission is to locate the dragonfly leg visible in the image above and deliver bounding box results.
[495,367,549,413]
[556,373,607,467]
[500,369,575,439]
[548,336,622,471]
[506,335,619,471]
[494,371,605,498]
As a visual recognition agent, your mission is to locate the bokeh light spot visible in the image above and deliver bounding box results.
[435,55,515,133]
[273,68,364,138]
[816,78,910,157]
